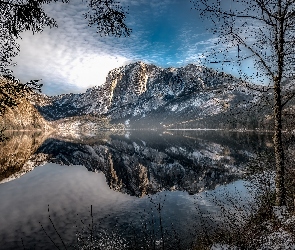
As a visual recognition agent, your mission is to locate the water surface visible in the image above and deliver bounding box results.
[0,130,272,249]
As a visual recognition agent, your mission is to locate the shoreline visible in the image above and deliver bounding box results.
[1,128,279,133]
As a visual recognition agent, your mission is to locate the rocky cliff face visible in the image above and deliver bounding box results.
[0,98,52,131]
[0,77,52,131]
[33,62,270,129]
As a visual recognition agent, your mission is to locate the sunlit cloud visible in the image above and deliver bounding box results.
[67,54,129,89]
[8,0,237,95]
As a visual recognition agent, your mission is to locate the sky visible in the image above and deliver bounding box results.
[9,0,256,96]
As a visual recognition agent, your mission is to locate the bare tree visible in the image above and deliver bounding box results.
[191,0,295,206]
[0,0,130,115]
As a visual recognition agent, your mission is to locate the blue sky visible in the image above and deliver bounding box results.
[10,0,254,96]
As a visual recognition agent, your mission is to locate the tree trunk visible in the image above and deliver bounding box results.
[273,79,286,206]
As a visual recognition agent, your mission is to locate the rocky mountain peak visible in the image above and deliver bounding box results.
[32,61,271,130]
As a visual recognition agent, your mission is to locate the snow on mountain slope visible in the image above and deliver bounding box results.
[31,61,272,129]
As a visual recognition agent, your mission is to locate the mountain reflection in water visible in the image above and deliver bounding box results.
[35,130,272,196]
[0,131,49,183]
[0,130,273,249]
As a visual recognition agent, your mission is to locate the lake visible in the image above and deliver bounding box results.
[0,130,273,249]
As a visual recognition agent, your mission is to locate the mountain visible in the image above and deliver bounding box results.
[52,115,124,133]
[31,61,291,130]
[0,77,52,131]
[0,96,52,131]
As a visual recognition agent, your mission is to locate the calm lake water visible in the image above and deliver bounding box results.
[0,130,273,249]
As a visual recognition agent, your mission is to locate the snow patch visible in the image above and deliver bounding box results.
[171,104,179,112]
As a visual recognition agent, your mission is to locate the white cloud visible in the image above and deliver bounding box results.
[8,1,134,95]
[66,53,129,89]
[11,31,130,95]
[8,0,254,95]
